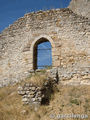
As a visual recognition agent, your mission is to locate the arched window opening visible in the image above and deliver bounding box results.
[33,38,52,70]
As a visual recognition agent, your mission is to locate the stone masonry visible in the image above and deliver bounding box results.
[69,0,90,19]
[0,0,90,87]
[18,76,54,108]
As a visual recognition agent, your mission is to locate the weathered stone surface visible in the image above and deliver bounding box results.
[18,90,26,95]
[0,3,90,87]
[18,78,54,107]
[57,67,90,85]
[22,98,28,102]
[69,0,90,19]
[31,87,36,91]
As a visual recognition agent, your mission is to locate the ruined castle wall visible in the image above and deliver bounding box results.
[0,8,90,87]
[69,0,90,19]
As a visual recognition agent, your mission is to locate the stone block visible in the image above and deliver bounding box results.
[22,98,28,102]
[29,91,35,95]
[26,91,30,94]
[53,61,60,67]
[31,87,36,91]
[32,98,36,102]
[18,90,26,95]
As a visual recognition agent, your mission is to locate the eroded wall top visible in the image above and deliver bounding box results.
[69,0,90,19]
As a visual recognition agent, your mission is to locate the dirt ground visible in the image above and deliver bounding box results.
[0,83,90,120]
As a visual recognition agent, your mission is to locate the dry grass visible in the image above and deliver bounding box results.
[27,74,47,87]
[0,78,90,120]
[20,71,49,87]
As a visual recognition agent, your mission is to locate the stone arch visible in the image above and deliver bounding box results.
[30,35,55,70]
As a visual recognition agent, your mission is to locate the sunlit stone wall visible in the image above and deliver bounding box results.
[0,8,90,87]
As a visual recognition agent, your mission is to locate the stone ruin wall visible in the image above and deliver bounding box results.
[0,8,90,87]
[69,0,90,19]
[18,76,54,107]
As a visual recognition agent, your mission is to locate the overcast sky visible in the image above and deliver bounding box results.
[0,0,71,32]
